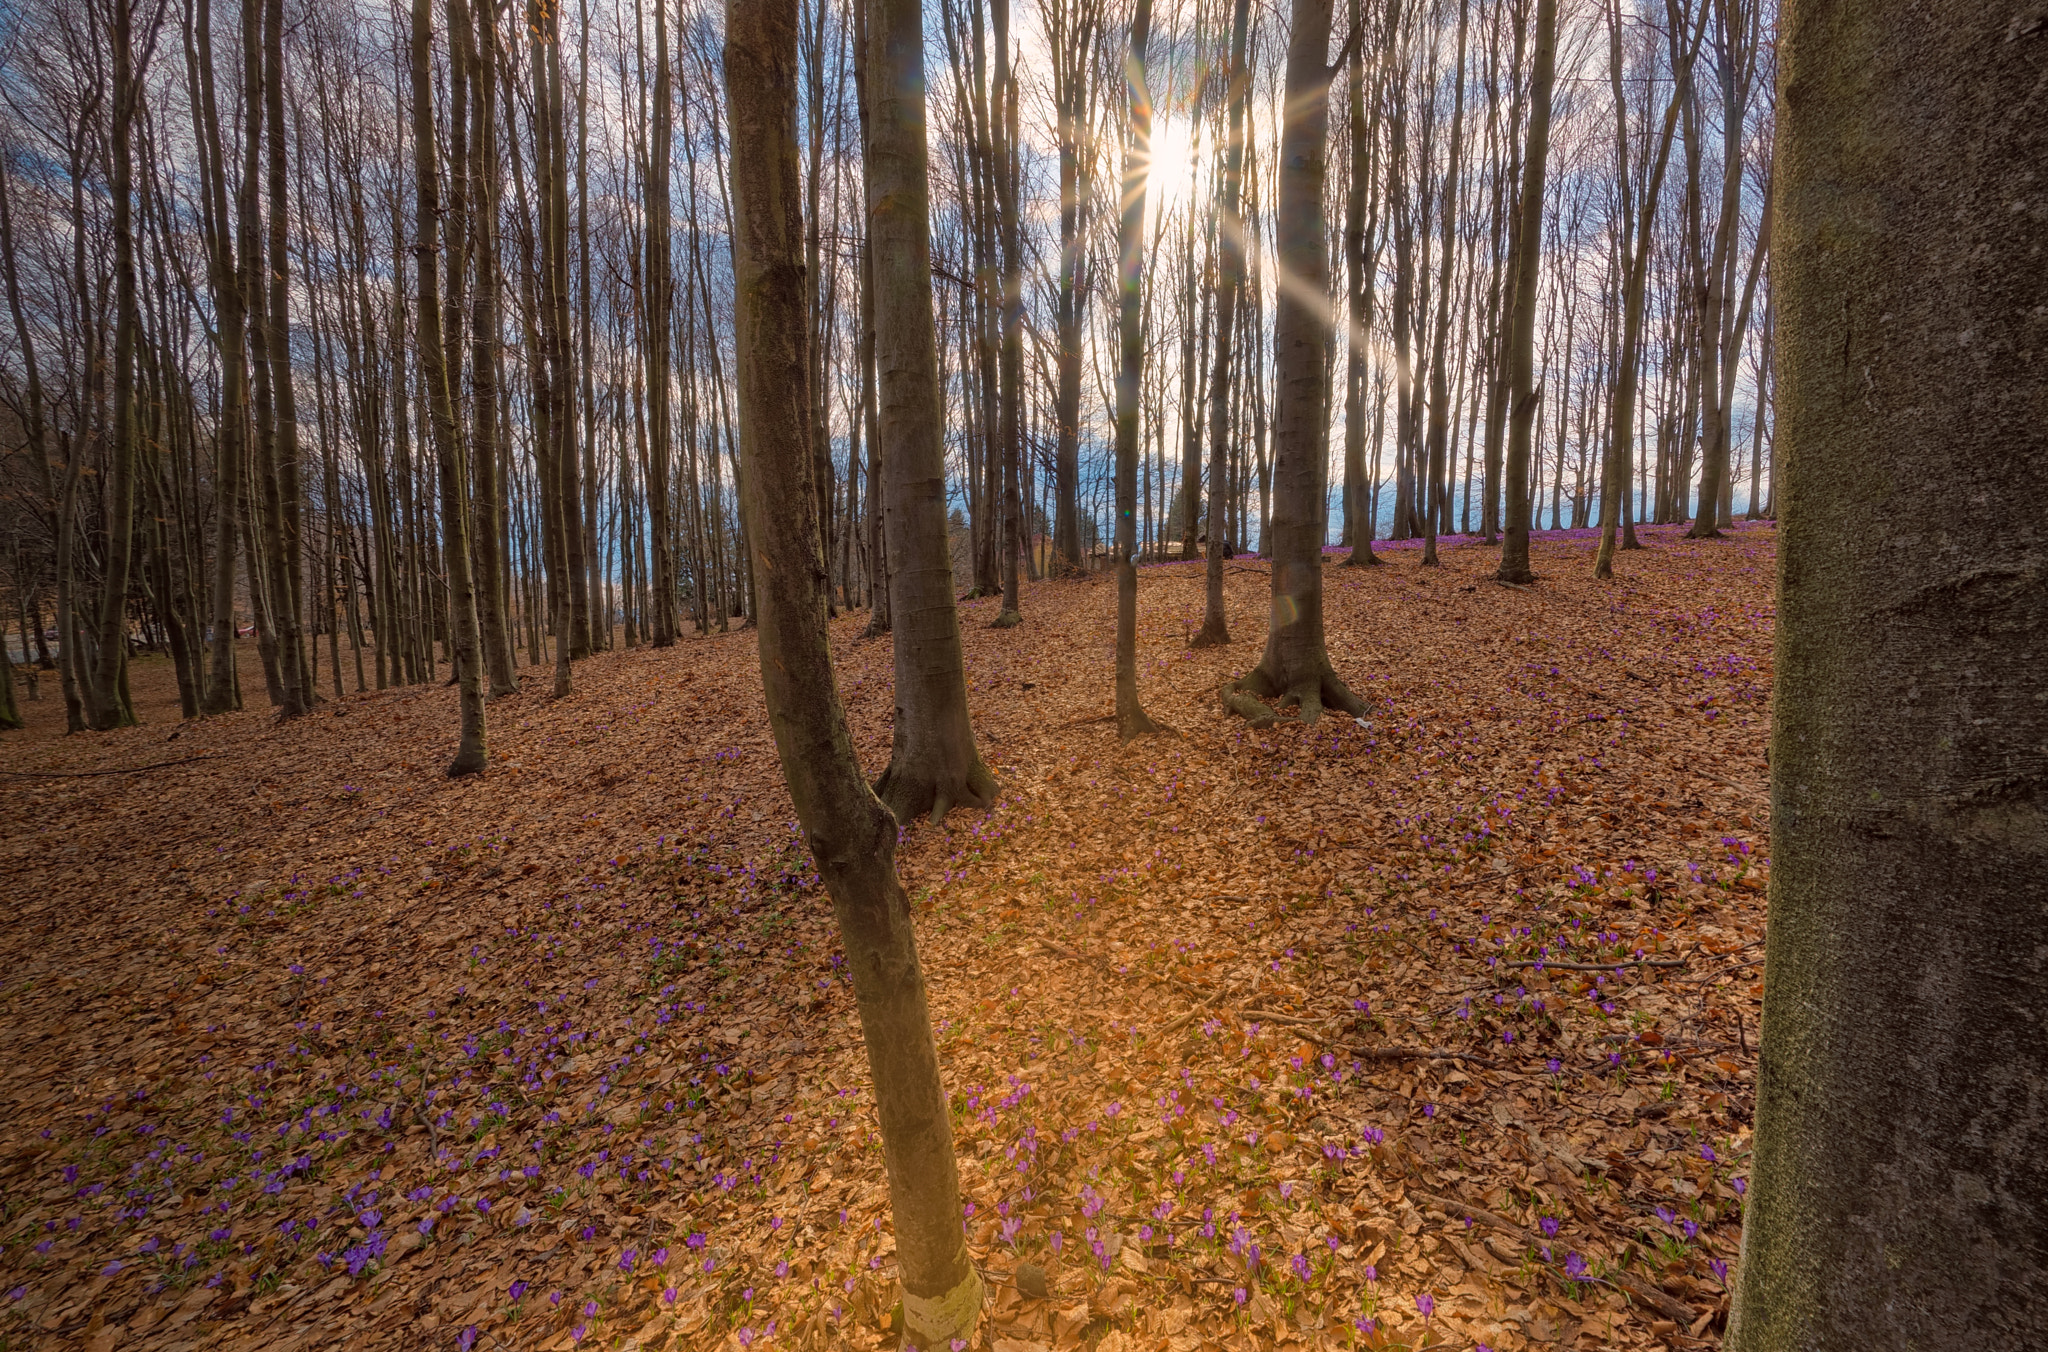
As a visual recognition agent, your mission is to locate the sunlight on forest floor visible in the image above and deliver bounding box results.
[0,524,1776,1352]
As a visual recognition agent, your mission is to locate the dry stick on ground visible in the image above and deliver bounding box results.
[0,754,227,778]
[1499,955,1686,973]
[1407,1188,1698,1325]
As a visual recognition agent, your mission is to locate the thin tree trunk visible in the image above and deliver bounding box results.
[725,3,981,1342]
[1191,0,1252,646]
[412,0,488,774]
[1494,0,1557,585]
[866,0,996,824]
[1228,0,1365,726]
[1112,0,1162,740]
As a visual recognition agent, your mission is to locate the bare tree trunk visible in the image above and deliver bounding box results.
[412,0,487,775]
[1341,0,1383,569]
[644,0,679,647]
[866,0,996,824]
[990,0,1024,627]
[852,0,890,636]
[1494,0,1556,585]
[1191,0,1251,645]
[1112,0,1162,740]
[1596,0,1691,578]
[725,8,984,1346]
[1422,0,1470,567]
[1047,0,1093,578]
[466,0,518,693]
[1226,0,1365,726]
[1729,2,2047,1341]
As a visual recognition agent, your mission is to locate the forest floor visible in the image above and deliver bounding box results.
[0,523,1777,1352]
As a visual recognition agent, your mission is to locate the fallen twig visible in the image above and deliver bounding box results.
[0,753,226,778]
[1499,955,1686,973]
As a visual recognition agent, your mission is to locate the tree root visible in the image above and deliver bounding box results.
[989,609,1023,629]
[1220,679,1277,727]
[1223,663,1368,726]
[875,757,997,827]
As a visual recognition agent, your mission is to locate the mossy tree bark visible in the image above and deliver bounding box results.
[1229,0,1364,727]
[865,0,995,822]
[1727,1,2047,1344]
[1110,0,1162,740]
[725,4,983,1344]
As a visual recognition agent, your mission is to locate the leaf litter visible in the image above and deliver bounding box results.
[0,523,1776,1351]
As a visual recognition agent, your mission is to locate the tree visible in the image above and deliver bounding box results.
[865,0,996,824]
[645,0,679,648]
[1045,0,1099,579]
[411,0,487,776]
[1190,0,1250,647]
[1594,0,1692,580]
[1222,0,1365,727]
[1493,0,1557,586]
[1726,0,2047,1344]
[1110,0,1162,740]
[1339,0,1383,570]
[0,639,19,730]
[723,0,983,1344]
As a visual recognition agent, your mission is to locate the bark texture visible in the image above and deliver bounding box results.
[1494,0,1556,585]
[411,0,488,776]
[1111,0,1161,740]
[1191,0,1251,648]
[725,3,983,1344]
[1727,2,2047,1345]
[866,0,995,823]
[1232,0,1363,726]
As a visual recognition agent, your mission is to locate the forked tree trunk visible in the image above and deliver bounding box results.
[1111,0,1161,741]
[1494,0,1556,585]
[865,0,995,824]
[1226,0,1365,726]
[1728,1,2047,1344]
[725,5,983,1346]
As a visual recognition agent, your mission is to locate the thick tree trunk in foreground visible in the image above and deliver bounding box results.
[866,0,995,824]
[725,5,982,1347]
[1728,2,2047,1345]
[1227,0,1363,726]
[412,0,488,776]
[1111,0,1162,740]
[1494,0,1556,585]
